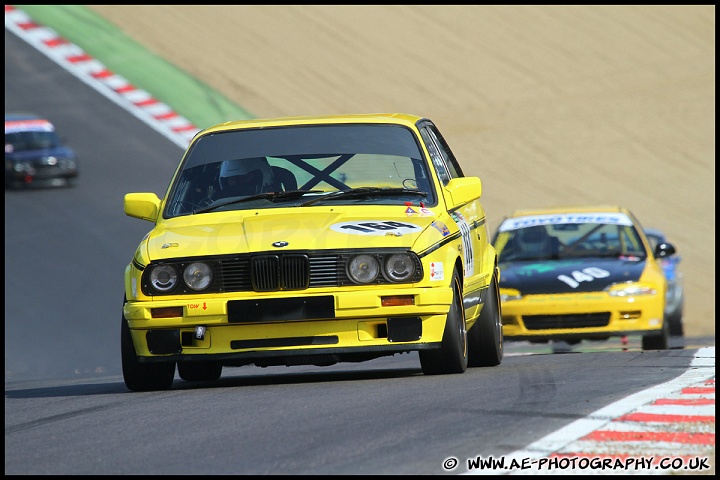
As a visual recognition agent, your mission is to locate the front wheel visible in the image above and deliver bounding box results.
[641,318,670,350]
[419,269,468,375]
[121,298,175,391]
[178,362,223,382]
[468,272,503,367]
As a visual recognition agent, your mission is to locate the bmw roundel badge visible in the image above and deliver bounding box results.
[272,241,289,248]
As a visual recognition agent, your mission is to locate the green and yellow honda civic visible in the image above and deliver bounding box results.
[492,205,677,352]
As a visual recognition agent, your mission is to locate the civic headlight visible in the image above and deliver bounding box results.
[347,254,380,284]
[500,289,522,303]
[383,253,416,282]
[183,262,213,291]
[605,282,657,297]
[149,264,179,292]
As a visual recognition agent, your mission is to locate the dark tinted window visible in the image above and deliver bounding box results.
[164,124,437,217]
[5,130,60,151]
[183,124,423,169]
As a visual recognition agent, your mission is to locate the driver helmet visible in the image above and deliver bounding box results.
[219,157,274,194]
[516,225,550,255]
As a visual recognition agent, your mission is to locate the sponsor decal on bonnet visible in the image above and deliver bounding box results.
[330,220,421,236]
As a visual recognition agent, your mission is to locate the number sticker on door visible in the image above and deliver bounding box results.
[452,212,474,277]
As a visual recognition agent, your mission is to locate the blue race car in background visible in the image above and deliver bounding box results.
[644,227,685,339]
[5,113,79,188]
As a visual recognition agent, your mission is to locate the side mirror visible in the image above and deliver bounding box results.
[124,193,161,222]
[443,176,482,209]
[654,242,676,259]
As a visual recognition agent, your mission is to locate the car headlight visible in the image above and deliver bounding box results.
[499,289,522,303]
[13,161,32,172]
[183,262,213,291]
[605,281,657,297]
[59,158,76,168]
[149,264,179,292]
[383,253,416,282]
[347,254,380,283]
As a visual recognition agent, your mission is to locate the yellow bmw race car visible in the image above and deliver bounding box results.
[122,113,503,391]
[492,205,677,352]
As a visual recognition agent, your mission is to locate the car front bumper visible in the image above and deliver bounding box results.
[5,163,78,187]
[124,286,454,363]
[500,291,665,341]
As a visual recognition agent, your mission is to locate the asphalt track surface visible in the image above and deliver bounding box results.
[4,26,182,381]
[4,9,715,475]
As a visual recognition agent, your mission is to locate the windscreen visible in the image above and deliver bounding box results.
[494,212,647,261]
[164,123,435,217]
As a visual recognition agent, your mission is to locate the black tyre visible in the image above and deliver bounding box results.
[667,308,685,337]
[551,340,575,354]
[641,318,670,350]
[178,362,223,382]
[419,269,468,375]
[666,307,685,349]
[121,299,175,392]
[468,272,503,367]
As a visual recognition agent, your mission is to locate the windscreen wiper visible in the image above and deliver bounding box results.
[299,187,427,207]
[193,190,324,214]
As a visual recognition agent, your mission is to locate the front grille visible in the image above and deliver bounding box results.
[31,164,71,178]
[251,255,280,291]
[523,313,610,330]
[251,255,310,291]
[142,249,422,295]
[223,253,341,292]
